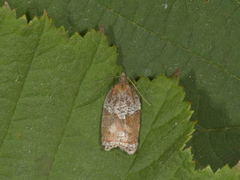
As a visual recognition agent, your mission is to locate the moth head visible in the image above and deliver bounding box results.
[119,72,127,83]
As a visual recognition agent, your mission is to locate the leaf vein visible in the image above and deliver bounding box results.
[196,124,240,132]
[126,82,173,175]
[127,127,192,179]
[94,0,240,82]
[46,34,104,179]
[0,21,45,149]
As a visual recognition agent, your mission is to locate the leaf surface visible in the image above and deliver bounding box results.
[1,0,239,170]
[0,6,240,180]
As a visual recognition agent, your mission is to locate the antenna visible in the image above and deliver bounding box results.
[127,77,151,106]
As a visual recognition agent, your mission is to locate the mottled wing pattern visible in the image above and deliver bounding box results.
[101,73,141,155]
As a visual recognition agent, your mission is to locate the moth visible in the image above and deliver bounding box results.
[101,72,141,154]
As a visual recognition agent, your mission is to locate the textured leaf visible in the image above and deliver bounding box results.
[2,0,239,171]
[0,6,240,180]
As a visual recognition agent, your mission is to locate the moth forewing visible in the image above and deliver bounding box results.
[101,72,141,154]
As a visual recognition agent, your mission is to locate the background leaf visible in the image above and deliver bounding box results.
[1,0,239,171]
[0,5,240,180]
[0,7,122,179]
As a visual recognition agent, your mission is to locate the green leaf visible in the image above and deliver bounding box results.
[2,0,239,171]
[0,6,240,180]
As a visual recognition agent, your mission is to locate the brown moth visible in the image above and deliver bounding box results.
[101,72,141,154]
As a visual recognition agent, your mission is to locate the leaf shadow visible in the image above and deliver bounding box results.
[181,71,228,129]
[181,70,239,171]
